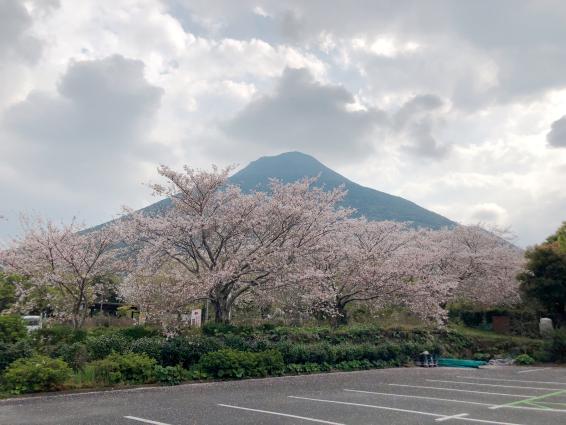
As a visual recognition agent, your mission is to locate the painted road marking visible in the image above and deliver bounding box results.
[455,376,566,386]
[427,379,561,391]
[124,416,172,425]
[436,413,469,422]
[489,389,566,411]
[289,396,527,425]
[217,404,346,425]
[344,389,494,407]
[389,383,535,398]
[517,368,548,374]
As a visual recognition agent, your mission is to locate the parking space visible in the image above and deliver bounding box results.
[1,366,565,424]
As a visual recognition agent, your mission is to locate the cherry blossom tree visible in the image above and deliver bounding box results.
[0,217,120,328]
[299,220,455,325]
[432,225,524,308]
[119,165,352,324]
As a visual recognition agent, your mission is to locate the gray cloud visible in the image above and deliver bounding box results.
[167,0,566,107]
[0,0,42,63]
[547,116,566,148]
[0,55,164,234]
[395,94,451,159]
[222,67,386,163]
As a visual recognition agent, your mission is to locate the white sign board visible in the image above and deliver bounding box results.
[190,309,202,327]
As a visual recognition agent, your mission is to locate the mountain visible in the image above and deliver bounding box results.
[142,151,454,229]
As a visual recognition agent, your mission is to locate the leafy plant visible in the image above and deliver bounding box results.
[161,336,221,368]
[0,340,34,372]
[154,365,185,385]
[130,337,164,361]
[0,315,27,344]
[88,353,156,385]
[198,349,284,379]
[2,355,71,394]
[86,333,130,360]
[514,354,535,365]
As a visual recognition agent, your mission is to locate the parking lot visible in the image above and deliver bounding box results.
[1,366,566,424]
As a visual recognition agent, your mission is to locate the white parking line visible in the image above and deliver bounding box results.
[455,376,566,386]
[389,383,535,398]
[436,413,469,422]
[289,396,527,425]
[427,379,560,391]
[517,369,547,374]
[344,389,494,407]
[289,396,443,418]
[217,404,346,425]
[124,416,172,425]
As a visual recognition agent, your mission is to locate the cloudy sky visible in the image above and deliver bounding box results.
[1,0,565,247]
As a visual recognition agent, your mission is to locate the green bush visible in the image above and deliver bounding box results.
[56,342,89,370]
[89,353,156,385]
[515,354,535,365]
[0,339,34,372]
[548,329,566,363]
[87,357,121,385]
[117,326,159,340]
[154,365,185,385]
[0,315,27,344]
[2,355,71,394]
[198,349,284,379]
[131,337,164,361]
[31,324,87,356]
[86,333,130,360]
[161,336,221,368]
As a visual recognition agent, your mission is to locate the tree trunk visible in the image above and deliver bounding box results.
[212,296,232,324]
[331,302,348,328]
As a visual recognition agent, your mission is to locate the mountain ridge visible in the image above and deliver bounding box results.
[141,151,454,229]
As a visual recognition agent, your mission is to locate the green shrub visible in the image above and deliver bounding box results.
[515,354,535,365]
[0,315,27,344]
[548,329,566,363]
[161,336,221,368]
[86,333,130,360]
[335,359,373,371]
[131,337,164,361]
[0,339,34,372]
[198,349,284,379]
[118,326,159,340]
[56,342,89,370]
[202,322,251,336]
[88,353,156,385]
[277,342,335,364]
[154,365,185,385]
[2,355,71,394]
[88,357,122,385]
[32,324,86,346]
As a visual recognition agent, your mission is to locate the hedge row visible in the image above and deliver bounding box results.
[1,321,563,395]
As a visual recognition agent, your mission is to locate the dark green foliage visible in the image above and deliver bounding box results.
[547,329,566,362]
[2,355,71,394]
[0,339,34,372]
[0,274,17,312]
[88,353,156,385]
[198,349,284,378]
[515,354,535,365]
[86,333,130,360]
[130,337,164,361]
[0,315,27,344]
[32,324,87,356]
[335,359,374,371]
[519,243,566,323]
[117,326,159,340]
[154,365,185,385]
[56,342,89,371]
[161,336,221,368]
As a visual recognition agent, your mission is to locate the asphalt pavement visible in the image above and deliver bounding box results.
[1,366,566,424]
